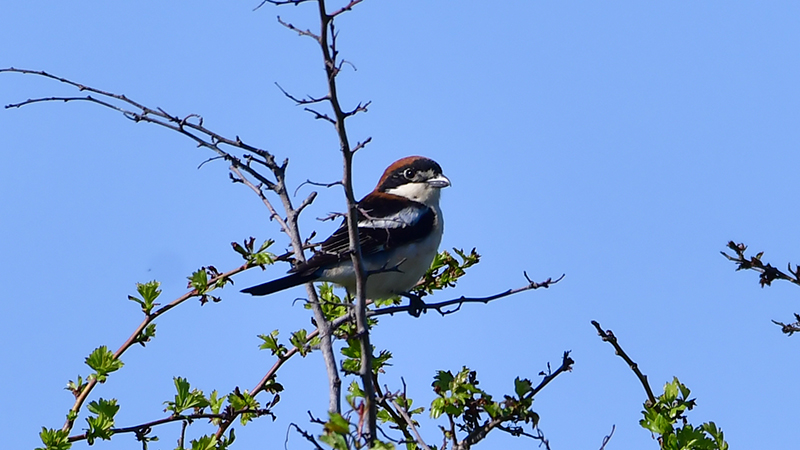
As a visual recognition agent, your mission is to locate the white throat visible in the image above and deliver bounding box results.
[385,182,442,206]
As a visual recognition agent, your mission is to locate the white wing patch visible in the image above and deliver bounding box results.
[358,206,422,229]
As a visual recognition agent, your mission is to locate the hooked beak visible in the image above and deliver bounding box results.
[427,174,451,189]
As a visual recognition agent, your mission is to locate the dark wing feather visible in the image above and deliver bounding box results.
[292,193,435,273]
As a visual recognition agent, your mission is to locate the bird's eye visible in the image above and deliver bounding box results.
[403,168,415,179]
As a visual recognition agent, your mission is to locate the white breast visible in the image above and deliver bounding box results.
[319,204,443,299]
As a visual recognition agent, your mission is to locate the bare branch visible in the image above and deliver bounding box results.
[304,106,336,123]
[3,65,345,424]
[329,0,364,17]
[275,81,330,106]
[391,398,431,450]
[277,16,321,42]
[598,425,615,450]
[343,100,371,118]
[254,0,314,11]
[531,351,573,397]
[591,320,657,406]
[293,178,343,197]
[351,136,372,154]
[287,423,326,450]
[230,166,291,234]
[372,274,565,317]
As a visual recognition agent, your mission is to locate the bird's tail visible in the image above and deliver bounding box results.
[241,272,317,296]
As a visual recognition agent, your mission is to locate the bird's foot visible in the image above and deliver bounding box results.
[402,292,427,318]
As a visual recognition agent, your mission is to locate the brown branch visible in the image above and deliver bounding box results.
[3,65,345,427]
[63,263,255,433]
[391,399,431,450]
[68,408,269,443]
[591,320,657,406]
[280,0,377,440]
[372,379,418,446]
[1,67,282,191]
[277,16,321,42]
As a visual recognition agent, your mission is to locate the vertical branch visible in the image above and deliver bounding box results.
[270,159,342,414]
[315,0,376,441]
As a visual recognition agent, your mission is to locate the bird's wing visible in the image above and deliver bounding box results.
[293,193,435,273]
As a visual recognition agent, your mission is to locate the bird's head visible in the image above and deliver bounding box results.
[375,156,450,205]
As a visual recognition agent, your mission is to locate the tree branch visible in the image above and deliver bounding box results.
[591,320,657,406]
[63,263,254,433]
[2,65,344,425]
[372,274,564,317]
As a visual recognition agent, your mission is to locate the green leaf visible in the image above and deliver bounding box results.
[702,422,729,450]
[432,370,454,393]
[514,377,533,398]
[370,441,396,450]
[233,238,276,266]
[36,427,71,450]
[372,349,393,373]
[188,268,210,294]
[190,435,218,450]
[346,380,365,407]
[87,398,120,417]
[128,280,161,315]
[413,248,481,296]
[663,379,679,402]
[228,389,260,425]
[134,323,157,347]
[85,399,118,444]
[164,377,209,415]
[258,330,287,357]
[484,401,501,418]
[290,329,314,356]
[65,375,86,397]
[325,412,351,434]
[319,433,348,450]
[430,397,446,419]
[84,346,123,383]
[209,390,224,415]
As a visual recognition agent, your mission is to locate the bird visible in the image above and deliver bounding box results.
[241,156,449,306]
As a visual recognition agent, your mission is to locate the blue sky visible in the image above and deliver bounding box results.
[3,1,800,449]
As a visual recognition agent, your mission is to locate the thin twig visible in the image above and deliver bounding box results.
[598,424,615,450]
[68,408,269,443]
[372,274,565,317]
[61,263,253,433]
[591,320,657,405]
[391,399,431,450]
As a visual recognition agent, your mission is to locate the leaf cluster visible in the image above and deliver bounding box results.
[411,248,480,298]
[640,378,728,450]
[232,237,276,267]
[431,367,540,444]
